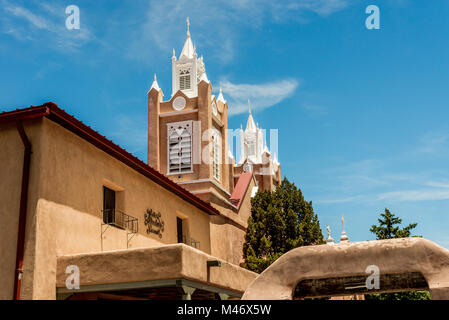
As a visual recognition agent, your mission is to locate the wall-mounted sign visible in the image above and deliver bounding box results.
[144,209,165,238]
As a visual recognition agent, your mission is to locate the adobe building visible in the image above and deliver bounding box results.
[0,22,280,300]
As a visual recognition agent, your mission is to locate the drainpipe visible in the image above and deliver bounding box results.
[13,120,31,300]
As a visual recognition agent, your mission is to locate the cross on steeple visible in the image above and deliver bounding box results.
[186,17,190,37]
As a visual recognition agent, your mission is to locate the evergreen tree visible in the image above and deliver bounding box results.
[243,177,324,273]
[366,208,429,301]
[369,208,417,239]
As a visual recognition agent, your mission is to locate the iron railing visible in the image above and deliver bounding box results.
[102,209,138,233]
[182,235,200,249]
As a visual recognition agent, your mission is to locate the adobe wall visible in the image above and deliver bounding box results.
[3,117,213,299]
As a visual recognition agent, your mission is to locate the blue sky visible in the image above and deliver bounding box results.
[2,0,449,247]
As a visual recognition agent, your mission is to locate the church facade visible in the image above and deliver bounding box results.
[148,21,281,221]
[0,21,280,300]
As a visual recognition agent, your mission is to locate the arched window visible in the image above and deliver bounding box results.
[168,121,192,174]
[212,128,221,181]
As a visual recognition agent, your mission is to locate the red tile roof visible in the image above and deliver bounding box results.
[229,171,254,209]
[0,102,219,216]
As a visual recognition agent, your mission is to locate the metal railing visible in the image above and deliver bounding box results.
[182,235,200,250]
[102,209,138,233]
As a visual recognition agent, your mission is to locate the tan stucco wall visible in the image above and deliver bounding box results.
[209,177,255,265]
[35,118,212,252]
[29,199,162,299]
[2,117,215,299]
[56,244,258,295]
[243,238,449,300]
[0,120,46,300]
[0,123,24,300]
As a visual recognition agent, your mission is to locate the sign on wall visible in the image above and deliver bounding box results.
[144,209,165,238]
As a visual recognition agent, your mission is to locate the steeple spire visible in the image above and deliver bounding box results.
[150,74,161,91]
[245,99,256,132]
[186,17,191,37]
[180,17,195,59]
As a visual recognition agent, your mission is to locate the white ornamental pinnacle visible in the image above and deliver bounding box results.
[217,88,226,104]
[180,17,195,59]
[340,214,349,242]
[149,74,162,93]
[245,99,256,132]
[326,225,335,245]
[186,17,190,37]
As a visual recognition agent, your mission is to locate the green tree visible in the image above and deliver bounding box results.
[242,177,324,273]
[369,208,417,239]
[365,208,429,301]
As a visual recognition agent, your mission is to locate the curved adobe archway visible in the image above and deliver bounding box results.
[242,238,449,300]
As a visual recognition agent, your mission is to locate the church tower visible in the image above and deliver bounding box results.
[147,18,281,264]
[147,18,233,206]
[235,102,281,192]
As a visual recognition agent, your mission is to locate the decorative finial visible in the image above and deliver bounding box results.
[186,17,191,37]
[154,74,157,82]
[172,48,176,58]
[326,225,335,245]
[340,214,349,242]
[248,99,252,115]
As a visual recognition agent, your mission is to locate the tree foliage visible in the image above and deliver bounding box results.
[369,208,417,239]
[366,208,429,301]
[243,177,324,273]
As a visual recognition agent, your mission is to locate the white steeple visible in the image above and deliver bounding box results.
[172,18,209,98]
[180,17,195,59]
[239,100,266,165]
[246,100,256,131]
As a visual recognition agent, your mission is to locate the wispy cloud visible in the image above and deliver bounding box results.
[301,104,328,116]
[220,79,299,115]
[0,0,92,51]
[415,132,449,154]
[315,156,449,205]
[132,0,348,63]
[108,114,147,156]
[377,189,449,202]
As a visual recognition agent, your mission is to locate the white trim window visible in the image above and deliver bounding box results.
[212,128,221,181]
[167,121,193,175]
[179,69,191,90]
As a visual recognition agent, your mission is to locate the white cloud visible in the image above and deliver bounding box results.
[132,0,348,63]
[377,189,449,202]
[5,5,49,30]
[0,1,92,51]
[220,79,299,115]
[416,132,449,154]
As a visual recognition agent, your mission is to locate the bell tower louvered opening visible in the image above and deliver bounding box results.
[167,121,193,175]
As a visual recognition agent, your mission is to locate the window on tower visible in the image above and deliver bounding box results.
[179,69,191,90]
[212,128,221,181]
[167,121,193,175]
[247,140,256,157]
